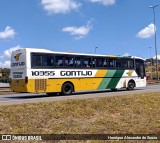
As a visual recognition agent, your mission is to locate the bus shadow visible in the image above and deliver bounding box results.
[4,93,50,99]
[5,88,145,99]
[72,88,144,96]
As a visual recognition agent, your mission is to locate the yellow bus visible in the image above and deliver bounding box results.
[10,48,146,95]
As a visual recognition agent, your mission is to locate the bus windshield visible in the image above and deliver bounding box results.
[135,59,145,78]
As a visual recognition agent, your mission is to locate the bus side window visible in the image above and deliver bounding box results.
[122,59,127,69]
[42,55,54,67]
[115,59,122,68]
[92,58,97,68]
[56,56,63,67]
[96,58,103,68]
[65,57,74,67]
[82,57,92,68]
[103,59,108,67]
[92,58,103,68]
[128,60,134,69]
[75,57,81,68]
[32,55,42,67]
[108,59,114,68]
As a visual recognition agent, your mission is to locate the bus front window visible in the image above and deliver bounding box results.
[135,59,145,78]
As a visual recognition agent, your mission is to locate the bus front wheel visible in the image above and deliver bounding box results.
[61,82,73,95]
[127,80,135,90]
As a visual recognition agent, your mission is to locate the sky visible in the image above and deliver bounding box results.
[0,0,160,68]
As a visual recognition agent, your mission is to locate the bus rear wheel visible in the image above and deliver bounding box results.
[127,80,135,90]
[61,82,73,95]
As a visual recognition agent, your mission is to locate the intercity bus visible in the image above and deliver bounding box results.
[10,48,146,95]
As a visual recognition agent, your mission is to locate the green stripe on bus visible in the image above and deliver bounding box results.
[107,70,125,89]
[98,70,116,89]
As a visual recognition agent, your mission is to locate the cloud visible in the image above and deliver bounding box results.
[137,23,155,39]
[89,0,115,5]
[0,26,16,39]
[0,45,22,68]
[153,55,160,60]
[1,45,22,60]
[0,61,10,68]
[41,0,81,14]
[62,19,94,39]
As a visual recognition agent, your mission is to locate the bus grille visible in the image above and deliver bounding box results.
[35,79,46,91]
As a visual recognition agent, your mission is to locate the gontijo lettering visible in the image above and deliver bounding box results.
[60,71,92,76]
[11,62,25,67]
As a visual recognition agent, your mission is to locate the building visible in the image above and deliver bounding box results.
[145,56,160,66]
[0,68,10,83]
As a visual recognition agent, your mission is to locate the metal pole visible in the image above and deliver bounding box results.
[149,47,152,80]
[149,4,159,82]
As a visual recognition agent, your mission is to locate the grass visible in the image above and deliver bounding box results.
[0,92,160,136]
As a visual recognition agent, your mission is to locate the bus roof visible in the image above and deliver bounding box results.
[13,48,144,60]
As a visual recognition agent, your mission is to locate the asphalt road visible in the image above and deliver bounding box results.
[0,84,160,106]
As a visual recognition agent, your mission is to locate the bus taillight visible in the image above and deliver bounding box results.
[25,76,28,84]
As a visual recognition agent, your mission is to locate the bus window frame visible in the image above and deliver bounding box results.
[31,53,55,69]
[121,58,128,69]
[42,54,55,67]
[108,58,115,69]
[74,56,82,68]
[31,52,139,71]
[135,59,145,78]
[64,56,75,68]
[115,58,122,69]
[55,54,75,68]
[127,59,134,69]
[81,56,92,68]
[31,53,43,68]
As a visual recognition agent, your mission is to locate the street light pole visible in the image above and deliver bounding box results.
[149,4,159,81]
[149,46,152,80]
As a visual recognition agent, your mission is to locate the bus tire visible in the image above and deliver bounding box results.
[61,82,73,95]
[127,80,135,90]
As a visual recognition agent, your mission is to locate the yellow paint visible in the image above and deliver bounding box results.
[11,70,108,93]
[14,53,22,61]
[92,70,107,89]
[127,71,133,76]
